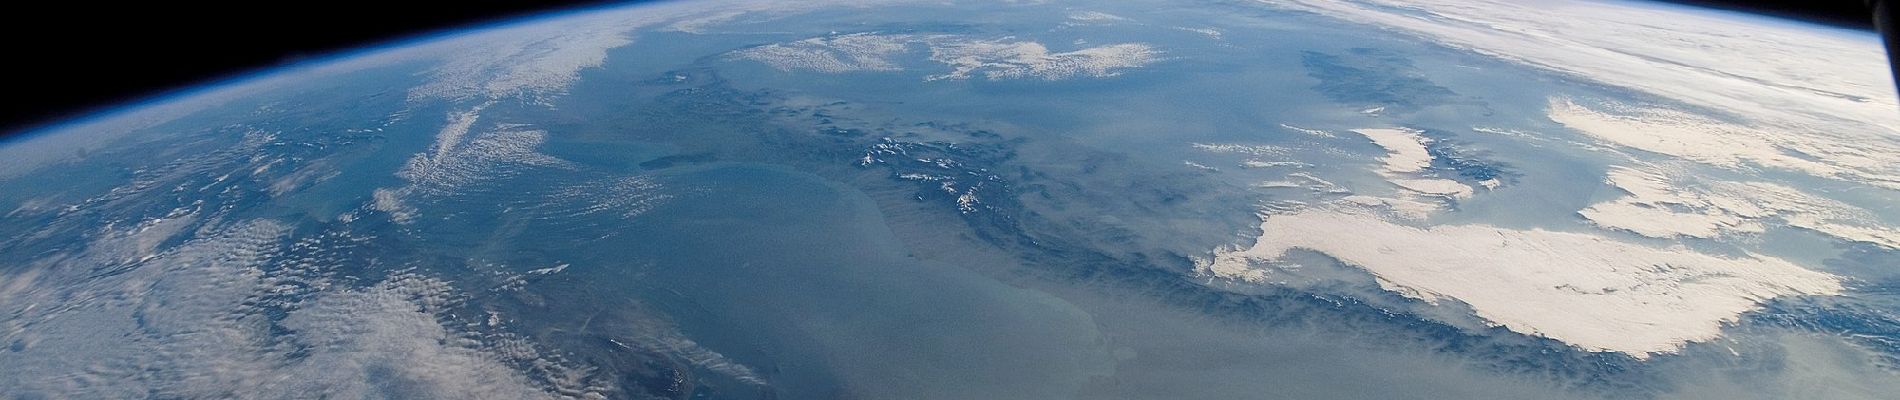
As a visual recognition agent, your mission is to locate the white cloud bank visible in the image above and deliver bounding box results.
[1353,128,1475,201]
[1277,0,1900,190]
[1067,11,1129,23]
[1580,165,1900,249]
[730,32,1162,81]
[729,33,918,73]
[1547,97,1900,190]
[404,0,906,103]
[927,39,1161,81]
[406,18,634,103]
[1201,209,1843,358]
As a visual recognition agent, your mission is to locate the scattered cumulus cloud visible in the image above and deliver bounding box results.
[373,106,575,224]
[1173,26,1223,39]
[0,220,586,398]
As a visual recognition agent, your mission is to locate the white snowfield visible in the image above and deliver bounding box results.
[1203,209,1843,358]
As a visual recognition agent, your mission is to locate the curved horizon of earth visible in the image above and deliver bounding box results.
[3,0,1900,399]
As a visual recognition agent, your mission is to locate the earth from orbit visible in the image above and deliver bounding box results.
[3,0,1900,399]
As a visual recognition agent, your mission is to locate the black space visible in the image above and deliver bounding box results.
[1,1,625,136]
[1655,0,1874,29]
[0,0,1879,137]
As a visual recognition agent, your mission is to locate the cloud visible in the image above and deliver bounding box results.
[401,0,926,102]
[926,39,1160,81]
[552,175,672,219]
[0,218,618,398]
[372,106,575,224]
[1273,0,1900,190]
[1351,128,1474,200]
[1067,11,1129,23]
[1232,127,1476,220]
[259,273,576,399]
[1580,164,1900,249]
[405,18,634,104]
[729,33,1162,81]
[398,1,863,103]
[1547,97,1900,190]
[729,32,918,73]
[1201,208,1842,358]
[664,10,751,34]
